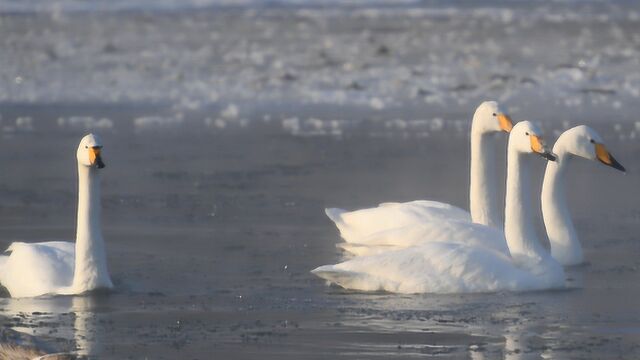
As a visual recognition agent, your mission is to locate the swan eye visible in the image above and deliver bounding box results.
[525,132,529,136]
[492,113,497,116]
[590,139,595,143]
[85,146,88,149]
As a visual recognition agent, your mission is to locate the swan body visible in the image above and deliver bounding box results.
[542,125,625,266]
[325,101,513,244]
[313,121,565,294]
[313,242,562,294]
[336,219,508,257]
[326,201,471,244]
[0,134,113,298]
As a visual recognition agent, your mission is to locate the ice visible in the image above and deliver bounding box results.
[0,1,639,138]
[3,117,35,133]
[133,116,184,131]
[221,104,239,120]
[282,117,300,136]
[205,117,227,129]
[57,117,114,130]
[369,98,385,110]
[430,118,444,132]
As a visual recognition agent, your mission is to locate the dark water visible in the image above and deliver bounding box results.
[1,1,640,358]
[0,113,637,358]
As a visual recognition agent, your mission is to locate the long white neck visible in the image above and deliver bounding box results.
[504,150,547,259]
[470,123,501,228]
[71,165,113,292]
[541,149,582,265]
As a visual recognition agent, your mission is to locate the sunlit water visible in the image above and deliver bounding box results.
[0,1,639,358]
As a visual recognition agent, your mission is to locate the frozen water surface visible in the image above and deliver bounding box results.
[0,1,639,359]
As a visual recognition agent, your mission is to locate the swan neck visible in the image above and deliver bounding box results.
[541,151,582,265]
[504,150,546,258]
[76,166,101,243]
[470,127,501,228]
[72,165,112,291]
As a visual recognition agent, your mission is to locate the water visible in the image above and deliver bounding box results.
[0,1,639,359]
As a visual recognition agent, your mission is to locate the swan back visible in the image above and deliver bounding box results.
[0,242,75,298]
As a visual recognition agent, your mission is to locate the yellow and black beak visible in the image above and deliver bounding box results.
[497,113,514,133]
[530,135,557,161]
[595,143,625,172]
[89,146,105,169]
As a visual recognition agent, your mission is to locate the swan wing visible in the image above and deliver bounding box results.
[349,220,509,254]
[325,200,471,243]
[0,242,75,298]
[336,242,405,257]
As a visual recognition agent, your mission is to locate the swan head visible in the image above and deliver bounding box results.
[556,125,625,172]
[473,101,514,134]
[509,121,556,161]
[77,134,105,169]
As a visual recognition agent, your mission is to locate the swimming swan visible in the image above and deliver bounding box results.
[0,134,113,298]
[542,125,625,266]
[325,101,513,244]
[343,126,626,263]
[312,121,563,294]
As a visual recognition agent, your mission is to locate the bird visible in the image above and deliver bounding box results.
[542,125,625,265]
[0,134,113,298]
[325,101,514,246]
[312,121,564,294]
[340,125,626,266]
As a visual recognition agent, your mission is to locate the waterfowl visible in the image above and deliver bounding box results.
[312,121,563,294]
[325,101,513,244]
[0,134,113,298]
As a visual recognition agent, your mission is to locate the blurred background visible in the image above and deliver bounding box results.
[0,1,639,359]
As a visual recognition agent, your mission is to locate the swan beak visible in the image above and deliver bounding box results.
[595,143,625,172]
[89,146,105,169]
[530,135,557,161]
[498,113,514,133]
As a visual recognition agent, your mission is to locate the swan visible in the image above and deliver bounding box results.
[325,101,513,243]
[542,125,625,266]
[0,134,113,298]
[325,101,513,244]
[312,121,564,294]
[344,125,626,263]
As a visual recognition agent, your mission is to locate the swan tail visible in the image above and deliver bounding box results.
[0,242,22,275]
[311,265,390,292]
[0,255,7,275]
[325,208,357,242]
[325,208,346,224]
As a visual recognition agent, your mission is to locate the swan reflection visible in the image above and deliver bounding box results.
[0,294,104,358]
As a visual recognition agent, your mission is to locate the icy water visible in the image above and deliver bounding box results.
[0,1,640,359]
[0,113,637,359]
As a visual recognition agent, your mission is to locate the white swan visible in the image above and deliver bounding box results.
[0,134,113,298]
[312,121,564,294]
[325,101,513,244]
[339,125,626,260]
[542,125,625,266]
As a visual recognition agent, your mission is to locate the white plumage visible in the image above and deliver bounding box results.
[313,121,565,294]
[0,134,113,298]
[325,101,513,245]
